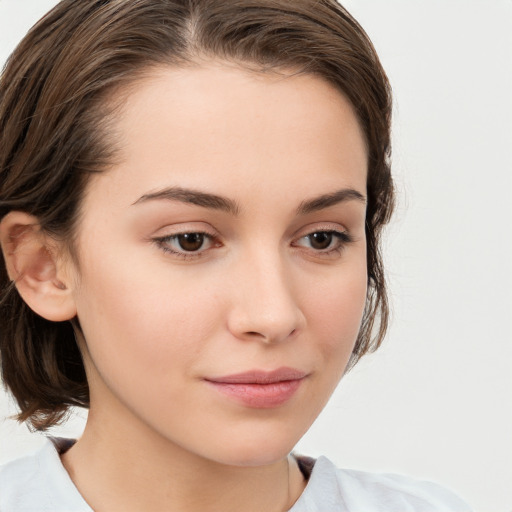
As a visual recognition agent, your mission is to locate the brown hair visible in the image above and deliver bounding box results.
[0,0,394,430]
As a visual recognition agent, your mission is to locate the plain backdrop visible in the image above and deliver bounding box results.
[0,1,511,511]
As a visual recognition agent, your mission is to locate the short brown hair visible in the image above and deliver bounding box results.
[0,0,394,430]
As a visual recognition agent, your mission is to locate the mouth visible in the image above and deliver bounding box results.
[204,367,307,408]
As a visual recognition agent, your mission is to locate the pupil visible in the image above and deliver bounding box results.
[310,232,332,250]
[178,233,204,252]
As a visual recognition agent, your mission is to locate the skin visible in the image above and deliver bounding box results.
[5,62,369,511]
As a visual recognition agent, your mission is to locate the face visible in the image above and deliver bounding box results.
[68,62,368,466]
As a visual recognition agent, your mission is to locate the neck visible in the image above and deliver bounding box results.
[61,404,306,512]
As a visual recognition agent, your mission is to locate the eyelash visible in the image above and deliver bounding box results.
[153,229,353,260]
[293,230,354,257]
[153,231,219,261]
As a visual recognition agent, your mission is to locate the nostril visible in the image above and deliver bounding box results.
[246,331,264,337]
[243,327,298,343]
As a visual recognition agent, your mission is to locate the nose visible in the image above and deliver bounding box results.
[226,250,306,344]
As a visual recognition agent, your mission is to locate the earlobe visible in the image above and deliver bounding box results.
[0,211,77,322]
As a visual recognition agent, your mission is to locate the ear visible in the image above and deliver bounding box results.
[0,211,77,322]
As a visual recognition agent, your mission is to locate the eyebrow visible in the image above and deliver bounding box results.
[297,188,366,215]
[133,186,365,215]
[133,186,241,215]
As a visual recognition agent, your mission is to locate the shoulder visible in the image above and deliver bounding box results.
[0,438,91,512]
[291,455,472,512]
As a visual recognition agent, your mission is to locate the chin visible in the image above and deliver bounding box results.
[195,421,308,468]
[212,445,293,468]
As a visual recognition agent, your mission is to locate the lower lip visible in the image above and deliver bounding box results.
[205,379,303,408]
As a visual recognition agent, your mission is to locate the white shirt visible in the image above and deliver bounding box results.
[0,438,472,511]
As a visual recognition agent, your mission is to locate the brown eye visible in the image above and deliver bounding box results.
[177,233,205,252]
[155,231,218,258]
[294,229,352,255]
[307,232,334,250]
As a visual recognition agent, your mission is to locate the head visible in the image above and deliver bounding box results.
[0,0,393,444]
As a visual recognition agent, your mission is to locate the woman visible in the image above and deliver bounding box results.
[0,1,471,510]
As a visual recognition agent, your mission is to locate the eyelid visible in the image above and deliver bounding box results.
[293,229,352,246]
[150,222,354,261]
[150,223,222,260]
[153,232,220,260]
[291,223,354,257]
[150,221,219,238]
[292,221,350,239]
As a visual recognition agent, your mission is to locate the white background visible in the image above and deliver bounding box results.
[0,1,511,511]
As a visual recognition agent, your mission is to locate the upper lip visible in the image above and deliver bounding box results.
[205,367,307,384]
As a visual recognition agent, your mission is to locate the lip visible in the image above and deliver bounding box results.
[204,367,307,408]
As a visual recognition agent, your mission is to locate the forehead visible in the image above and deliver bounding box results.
[83,62,367,209]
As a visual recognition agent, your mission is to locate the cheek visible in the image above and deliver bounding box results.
[73,252,221,386]
[303,257,368,357]
[73,260,228,442]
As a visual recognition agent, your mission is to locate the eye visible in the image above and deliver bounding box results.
[153,232,218,257]
[306,232,335,250]
[294,230,352,253]
[173,233,207,252]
